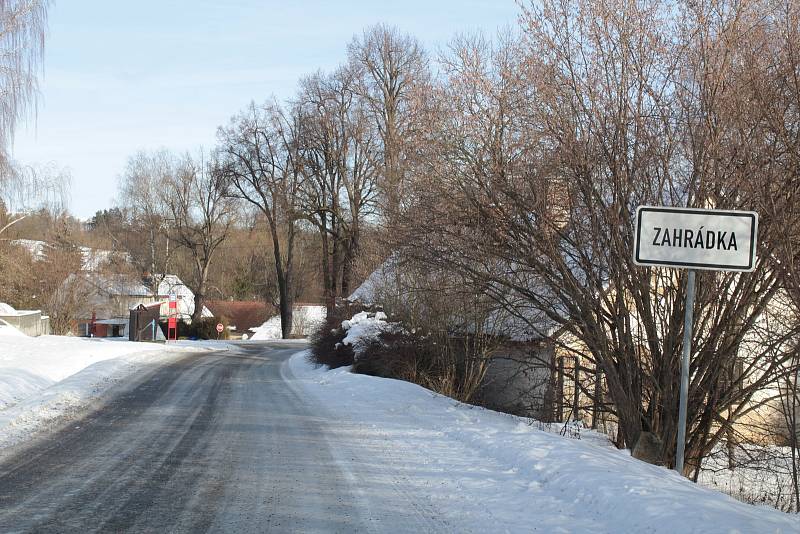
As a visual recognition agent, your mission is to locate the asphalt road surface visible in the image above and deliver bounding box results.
[0,341,431,533]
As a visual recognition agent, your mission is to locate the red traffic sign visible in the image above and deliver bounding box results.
[216,323,224,333]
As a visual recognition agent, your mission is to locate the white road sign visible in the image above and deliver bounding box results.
[634,206,758,271]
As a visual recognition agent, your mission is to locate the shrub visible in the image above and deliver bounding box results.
[309,307,355,368]
[354,328,491,404]
[311,304,492,404]
[352,330,436,380]
[167,316,230,340]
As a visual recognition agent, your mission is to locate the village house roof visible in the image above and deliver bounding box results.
[149,274,213,319]
[84,274,152,297]
[348,255,560,342]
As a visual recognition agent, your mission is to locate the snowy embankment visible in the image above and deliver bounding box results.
[250,305,326,340]
[286,351,798,533]
[0,332,222,450]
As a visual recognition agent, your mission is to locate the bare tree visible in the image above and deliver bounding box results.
[732,0,800,508]
[0,162,70,237]
[348,24,430,222]
[116,150,174,289]
[388,1,800,479]
[216,102,303,338]
[296,67,380,310]
[0,0,49,170]
[163,152,236,322]
[0,0,56,234]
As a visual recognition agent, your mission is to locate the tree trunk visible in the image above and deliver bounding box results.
[557,356,565,422]
[319,219,335,315]
[573,356,581,422]
[149,227,156,278]
[278,274,293,339]
[592,365,603,430]
[270,222,295,339]
[341,222,360,298]
[191,260,210,323]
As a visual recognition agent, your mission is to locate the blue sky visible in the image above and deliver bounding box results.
[11,1,521,219]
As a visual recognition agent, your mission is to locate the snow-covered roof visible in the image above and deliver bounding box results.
[0,302,43,318]
[156,274,194,299]
[151,274,213,319]
[85,274,152,297]
[348,255,560,342]
[348,257,396,305]
[95,318,129,325]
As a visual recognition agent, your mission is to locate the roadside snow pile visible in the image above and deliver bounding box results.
[250,305,326,340]
[340,311,401,357]
[0,335,212,449]
[249,315,282,340]
[0,319,24,337]
[287,351,798,533]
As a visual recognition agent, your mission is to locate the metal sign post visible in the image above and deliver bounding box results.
[167,294,178,342]
[675,270,695,474]
[633,206,758,475]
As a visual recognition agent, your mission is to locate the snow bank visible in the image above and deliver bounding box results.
[250,305,326,340]
[249,315,282,340]
[0,335,216,449]
[287,351,798,533]
[0,319,25,338]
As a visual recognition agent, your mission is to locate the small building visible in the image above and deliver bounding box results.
[0,302,50,337]
[129,303,165,341]
[88,318,129,338]
[66,273,156,336]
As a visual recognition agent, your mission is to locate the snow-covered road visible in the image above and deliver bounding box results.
[0,343,796,533]
[0,342,456,533]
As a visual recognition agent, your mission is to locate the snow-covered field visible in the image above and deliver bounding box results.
[287,351,799,533]
[0,331,224,450]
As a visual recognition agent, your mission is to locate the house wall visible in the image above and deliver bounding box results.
[479,336,613,432]
[726,387,800,446]
[480,342,555,419]
[79,321,128,338]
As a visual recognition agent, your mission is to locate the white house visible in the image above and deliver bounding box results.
[153,274,213,321]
